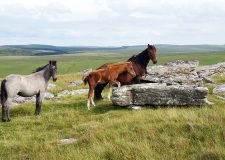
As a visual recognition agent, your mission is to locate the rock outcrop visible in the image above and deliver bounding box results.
[112,83,213,107]
[144,60,225,85]
[197,62,225,77]
[144,60,201,85]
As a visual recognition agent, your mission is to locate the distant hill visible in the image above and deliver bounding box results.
[155,44,225,54]
[0,44,225,56]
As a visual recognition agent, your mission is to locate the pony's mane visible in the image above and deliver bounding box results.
[127,48,149,68]
[33,64,49,73]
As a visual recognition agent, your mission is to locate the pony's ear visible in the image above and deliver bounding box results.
[148,44,150,48]
[49,61,52,65]
[52,60,57,66]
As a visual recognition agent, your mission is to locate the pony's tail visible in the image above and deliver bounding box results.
[82,74,89,85]
[1,79,7,104]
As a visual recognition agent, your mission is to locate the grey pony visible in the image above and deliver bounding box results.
[1,60,57,122]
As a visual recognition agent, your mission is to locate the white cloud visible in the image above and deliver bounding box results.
[0,0,225,45]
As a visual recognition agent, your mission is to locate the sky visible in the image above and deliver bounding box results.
[0,0,225,46]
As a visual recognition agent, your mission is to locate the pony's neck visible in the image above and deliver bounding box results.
[129,49,150,69]
[37,65,51,82]
[139,49,150,68]
[43,65,51,82]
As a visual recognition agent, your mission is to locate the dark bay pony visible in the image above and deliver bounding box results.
[83,62,136,110]
[94,44,157,100]
[1,60,57,122]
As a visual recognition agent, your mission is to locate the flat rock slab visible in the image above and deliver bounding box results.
[112,83,213,107]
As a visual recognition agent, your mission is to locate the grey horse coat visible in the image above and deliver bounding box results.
[1,60,57,122]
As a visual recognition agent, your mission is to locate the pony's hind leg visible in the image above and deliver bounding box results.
[2,106,8,122]
[2,98,12,122]
[91,95,96,106]
[87,98,91,110]
[87,85,95,110]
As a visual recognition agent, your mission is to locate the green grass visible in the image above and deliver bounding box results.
[0,51,225,77]
[0,93,224,159]
[0,73,224,159]
[0,51,225,159]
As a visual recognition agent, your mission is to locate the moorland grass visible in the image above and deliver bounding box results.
[0,52,225,159]
[0,51,225,77]
[0,94,224,159]
[0,74,225,159]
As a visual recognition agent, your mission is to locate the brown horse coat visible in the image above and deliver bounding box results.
[94,44,157,100]
[83,62,136,110]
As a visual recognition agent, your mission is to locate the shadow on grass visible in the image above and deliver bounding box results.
[91,103,128,114]
[10,105,34,118]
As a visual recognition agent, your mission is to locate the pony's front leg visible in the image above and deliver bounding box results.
[108,82,113,101]
[91,96,96,107]
[35,92,44,115]
[114,80,121,87]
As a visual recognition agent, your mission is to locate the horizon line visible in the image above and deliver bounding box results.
[1,43,225,47]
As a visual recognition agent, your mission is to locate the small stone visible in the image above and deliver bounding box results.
[47,83,56,89]
[58,138,79,145]
[131,106,142,110]
[213,84,225,94]
[57,90,71,98]
[69,80,83,87]
[44,92,55,99]
[71,89,88,95]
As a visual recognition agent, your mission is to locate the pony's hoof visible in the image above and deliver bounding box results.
[2,118,10,122]
[35,113,40,116]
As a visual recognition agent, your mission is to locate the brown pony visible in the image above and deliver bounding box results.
[94,44,157,100]
[83,62,136,110]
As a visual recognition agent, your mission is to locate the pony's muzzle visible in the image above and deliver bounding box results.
[131,71,136,77]
[53,78,57,82]
[153,60,157,64]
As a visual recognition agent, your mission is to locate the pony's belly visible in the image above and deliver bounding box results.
[117,73,134,84]
[97,77,108,84]
[17,91,38,97]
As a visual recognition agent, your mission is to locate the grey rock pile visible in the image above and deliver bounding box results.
[197,62,225,77]
[144,60,225,85]
[112,60,225,107]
